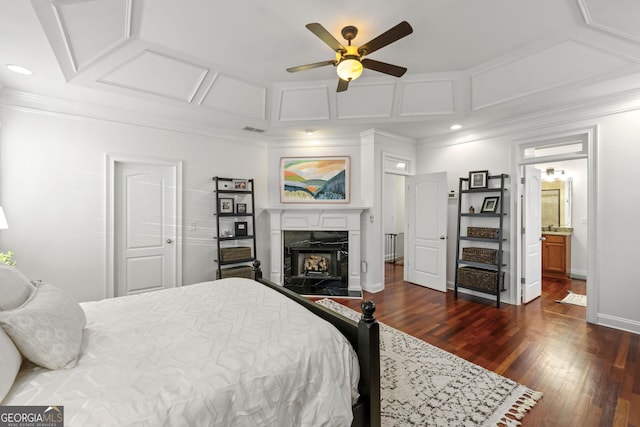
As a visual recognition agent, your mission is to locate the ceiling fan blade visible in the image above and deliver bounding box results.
[336,78,350,92]
[362,59,407,77]
[306,23,346,53]
[358,21,413,56]
[287,60,336,73]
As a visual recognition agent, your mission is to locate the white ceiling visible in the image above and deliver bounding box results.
[1,0,640,141]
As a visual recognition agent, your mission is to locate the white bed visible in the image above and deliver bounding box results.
[0,274,361,426]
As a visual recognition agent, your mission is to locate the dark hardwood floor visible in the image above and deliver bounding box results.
[332,263,639,427]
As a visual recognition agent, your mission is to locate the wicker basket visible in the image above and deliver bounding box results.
[462,247,499,265]
[217,265,253,279]
[457,267,505,293]
[467,227,500,239]
[220,246,252,262]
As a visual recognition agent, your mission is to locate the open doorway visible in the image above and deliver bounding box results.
[515,127,595,322]
[384,173,405,280]
[534,159,588,313]
[384,174,405,264]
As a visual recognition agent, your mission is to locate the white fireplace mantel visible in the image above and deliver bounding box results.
[266,207,365,291]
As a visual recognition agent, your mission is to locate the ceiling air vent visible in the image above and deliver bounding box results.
[243,126,265,133]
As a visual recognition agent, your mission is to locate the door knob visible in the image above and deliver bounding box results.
[540,237,546,241]
[167,239,173,244]
[440,235,446,240]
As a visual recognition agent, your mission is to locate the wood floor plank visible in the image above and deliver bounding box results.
[330,263,640,427]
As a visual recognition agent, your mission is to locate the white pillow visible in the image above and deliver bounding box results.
[0,263,35,310]
[0,282,86,370]
[0,327,21,403]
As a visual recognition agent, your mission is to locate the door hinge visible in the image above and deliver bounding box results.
[521,277,526,284]
[521,227,525,234]
[520,177,525,184]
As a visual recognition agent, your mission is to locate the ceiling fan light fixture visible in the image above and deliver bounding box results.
[336,56,363,82]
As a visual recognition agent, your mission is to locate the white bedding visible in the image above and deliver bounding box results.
[3,278,359,426]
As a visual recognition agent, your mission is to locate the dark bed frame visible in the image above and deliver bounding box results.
[252,262,381,427]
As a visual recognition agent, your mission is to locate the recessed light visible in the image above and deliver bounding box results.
[450,124,462,131]
[304,129,315,135]
[6,64,33,75]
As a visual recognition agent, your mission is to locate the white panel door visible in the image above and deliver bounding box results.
[406,172,448,292]
[115,162,178,296]
[523,166,542,303]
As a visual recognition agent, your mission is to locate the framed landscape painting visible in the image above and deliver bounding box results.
[280,157,350,203]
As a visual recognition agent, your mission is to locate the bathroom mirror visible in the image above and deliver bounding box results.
[541,178,572,227]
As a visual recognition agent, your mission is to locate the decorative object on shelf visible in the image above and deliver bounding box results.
[233,179,248,190]
[469,206,475,214]
[216,265,253,279]
[457,266,505,293]
[280,156,350,203]
[481,196,499,213]
[213,177,257,280]
[468,170,489,189]
[467,226,499,239]
[455,173,509,308]
[220,246,252,262]
[219,198,234,214]
[234,221,248,237]
[462,247,499,265]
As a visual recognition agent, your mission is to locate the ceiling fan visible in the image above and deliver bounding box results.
[287,21,413,92]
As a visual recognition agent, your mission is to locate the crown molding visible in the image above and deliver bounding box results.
[0,88,267,147]
[418,86,640,148]
[360,128,417,145]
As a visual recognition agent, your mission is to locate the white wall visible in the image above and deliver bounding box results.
[0,107,268,302]
[417,105,640,334]
[417,137,516,303]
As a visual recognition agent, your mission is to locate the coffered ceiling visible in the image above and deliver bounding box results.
[1,0,639,141]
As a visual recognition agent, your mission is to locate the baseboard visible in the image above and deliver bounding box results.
[570,270,587,280]
[597,313,640,335]
[362,281,384,293]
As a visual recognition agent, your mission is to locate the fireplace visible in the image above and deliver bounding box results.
[266,208,364,296]
[291,249,339,279]
[283,230,348,295]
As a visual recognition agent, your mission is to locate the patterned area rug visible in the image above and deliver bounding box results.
[556,290,587,306]
[317,299,542,427]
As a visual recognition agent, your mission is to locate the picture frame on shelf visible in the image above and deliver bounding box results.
[217,179,233,191]
[280,156,350,203]
[481,196,499,213]
[234,221,248,236]
[233,179,248,190]
[468,170,489,189]
[219,198,234,214]
[236,203,247,214]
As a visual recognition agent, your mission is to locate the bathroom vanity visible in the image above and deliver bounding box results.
[542,230,572,278]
